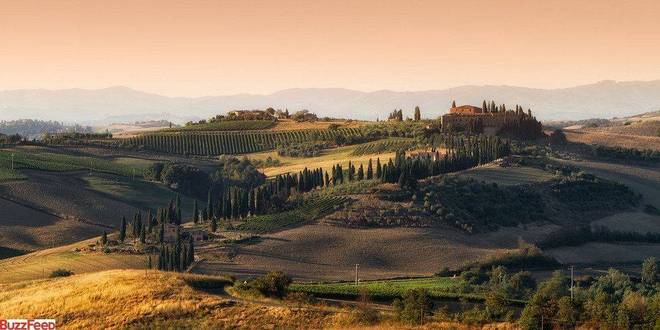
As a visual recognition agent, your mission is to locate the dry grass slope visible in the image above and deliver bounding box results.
[0,238,147,283]
[0,269,517,329]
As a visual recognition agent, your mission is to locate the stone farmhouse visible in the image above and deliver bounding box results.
[440,104,533,134]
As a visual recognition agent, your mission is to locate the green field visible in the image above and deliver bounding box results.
[237,196,348,233]
[161,120,276,132]
[351,138,418,156]
[0,167,26,181]
[455,164,555,186]
[82,174,199,214]
[109,157,157,171]
[289,277,481,301]
[0,148,138,177]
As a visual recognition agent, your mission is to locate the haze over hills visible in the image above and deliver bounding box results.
[2,80,660,124]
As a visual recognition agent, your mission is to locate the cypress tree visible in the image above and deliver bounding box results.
[140,225,146,244]
[148,255,152,269]
[357,164,364,180]
[180,245,187,271]
[101,231,107,245]
[193,200,199,223]
[157,248,163,270]
[376,158,382,178]
[187,239,195,267]
[159,222,165,243]
[367,159,373,179]
[210,217,218,232]
[119,216,127,242]
[206,189,213,220]
[146,209,153,233]
[414,106,421,121]
[451,100,456,108]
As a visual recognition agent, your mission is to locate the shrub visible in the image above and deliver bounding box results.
[250,271,292,298]
[393,289,433,325]
[276,141,328,157]
[435,267,453,277]
[182,274,234,290]
[161,163,210,198]
[143,162,165,181]
[50,269,74,278]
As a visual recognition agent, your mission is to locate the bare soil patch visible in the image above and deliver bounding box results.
[592,211,660,234]
[195,222,557,282]
[563,129,660,151]
[546,242,660,264]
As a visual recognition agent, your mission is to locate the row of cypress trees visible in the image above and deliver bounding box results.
[156,226,195,272]
[193,134,510,224]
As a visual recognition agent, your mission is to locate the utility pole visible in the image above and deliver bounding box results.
[355,264,359,286]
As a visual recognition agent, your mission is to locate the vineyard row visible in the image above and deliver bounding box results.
[123,128,365,155]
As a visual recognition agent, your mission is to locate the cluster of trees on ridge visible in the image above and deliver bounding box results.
[0,119,92,137]
[276,141,329,157]
[418,177,544,233]
[386,106,423,122]
[100,196,196,273]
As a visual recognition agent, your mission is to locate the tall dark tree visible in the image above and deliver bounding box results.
[210,217,218,232]
[175,195,182,225]
[367,159,373,179]
[101,231,108,245]
[187,239,195,267]
[192,200,199,223]
[376,158,382,179]
[451,100,457,108]
[119,216,127,242]
[206,189,213,220]
[414,106,421,121]
[139,225,146,244]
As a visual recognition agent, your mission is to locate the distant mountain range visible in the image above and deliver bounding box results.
[2,80,660,124]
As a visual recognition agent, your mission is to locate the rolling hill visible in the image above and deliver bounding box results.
[3,80,660,123]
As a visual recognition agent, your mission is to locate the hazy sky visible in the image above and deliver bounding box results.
[1,0,659,96]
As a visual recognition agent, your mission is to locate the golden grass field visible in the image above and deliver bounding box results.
[270,119,370,131]
[249,144,396,177]
[0,237,148,284]
[0,269,519,329]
